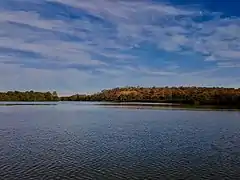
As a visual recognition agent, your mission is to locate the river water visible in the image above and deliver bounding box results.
[0,102,240,179]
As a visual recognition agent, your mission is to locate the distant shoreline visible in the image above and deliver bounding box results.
[0,102,57,106]
[0,101,239,110]
[1,87,240,108]
[96,102,240,110]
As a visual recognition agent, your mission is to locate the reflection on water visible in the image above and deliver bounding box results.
[0,102,240,179]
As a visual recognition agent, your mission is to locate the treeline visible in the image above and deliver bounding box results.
[1,87,240,107]
[0,91,59,101]
[61,86,240,107]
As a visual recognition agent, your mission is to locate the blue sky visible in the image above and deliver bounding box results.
[0,0,239,94]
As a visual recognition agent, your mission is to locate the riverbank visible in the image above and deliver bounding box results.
[97,102,240,111]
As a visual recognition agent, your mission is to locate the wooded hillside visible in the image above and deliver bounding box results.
[0,91,59,101]
[61,86,240,107]
[1,87,240,107]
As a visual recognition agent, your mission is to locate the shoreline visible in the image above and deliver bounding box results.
[96,102,240,110]
[0,101,239,110]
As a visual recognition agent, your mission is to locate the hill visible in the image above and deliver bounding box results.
[61,86,240,107]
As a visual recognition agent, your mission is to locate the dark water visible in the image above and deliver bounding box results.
[1,102,240,180]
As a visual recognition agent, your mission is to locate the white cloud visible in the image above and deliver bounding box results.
[0,0,239,92]
[0,36,105,66]
[0,63,96,93]
[215,50,240,59]
[1,0,240,63]
[45,0,240,62]
[217,62,240,68]
[0,10,66,32]
[46,0,194,18]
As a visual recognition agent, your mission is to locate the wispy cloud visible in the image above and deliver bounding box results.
[43,0,240,67]
[0,0,239,93]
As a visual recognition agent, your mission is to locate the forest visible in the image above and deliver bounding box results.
[61,86,240,107]
[0,91,59,101]
[1,87,240,107]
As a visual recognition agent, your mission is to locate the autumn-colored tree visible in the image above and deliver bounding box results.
[0,91,60,101]
[1,87,240,107]
[62,86,240,107]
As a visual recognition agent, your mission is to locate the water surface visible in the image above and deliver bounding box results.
[1,102,240,179]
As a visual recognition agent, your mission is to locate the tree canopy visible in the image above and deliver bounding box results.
[61,86,240,107]
[1,87,240,107]
[0,91,59,101]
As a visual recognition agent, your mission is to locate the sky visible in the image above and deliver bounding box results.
[0,0,239,95]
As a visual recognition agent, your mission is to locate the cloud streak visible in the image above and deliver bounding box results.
[45,0,240,61]
[0,0,239,93]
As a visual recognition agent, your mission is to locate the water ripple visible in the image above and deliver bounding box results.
[1,106,240,179]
